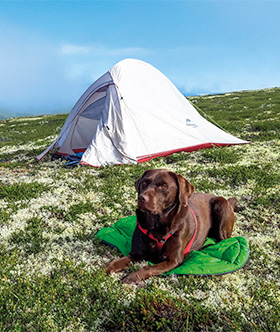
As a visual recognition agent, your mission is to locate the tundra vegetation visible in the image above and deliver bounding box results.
[0,88,279,331]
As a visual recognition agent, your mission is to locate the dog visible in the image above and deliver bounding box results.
[106,169,238,284]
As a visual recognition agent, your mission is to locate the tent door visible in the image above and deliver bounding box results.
[70,94,107,152]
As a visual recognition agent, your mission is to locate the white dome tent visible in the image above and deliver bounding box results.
[37,59,248,167]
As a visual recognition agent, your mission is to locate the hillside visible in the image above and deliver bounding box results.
[0,88,279,331]
[1,87,279,164]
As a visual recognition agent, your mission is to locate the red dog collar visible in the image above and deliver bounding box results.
[137,207,197,258]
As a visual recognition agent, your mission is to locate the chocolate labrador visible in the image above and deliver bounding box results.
[106,169,237,284]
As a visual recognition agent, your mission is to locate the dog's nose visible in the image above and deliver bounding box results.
[138,194,147,202]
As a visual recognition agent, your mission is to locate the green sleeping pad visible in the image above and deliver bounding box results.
[96,215,249,276]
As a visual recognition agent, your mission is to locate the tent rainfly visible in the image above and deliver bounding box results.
[37,58,248,167]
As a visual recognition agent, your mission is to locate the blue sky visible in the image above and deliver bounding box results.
[0,0,279,115]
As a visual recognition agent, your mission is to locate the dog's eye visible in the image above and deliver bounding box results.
[142,180,149,188]
[158,183,168,189]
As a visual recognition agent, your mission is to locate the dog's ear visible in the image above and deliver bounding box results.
[135,170,152,193]
[135,177,142,193]
[176,174,195,207]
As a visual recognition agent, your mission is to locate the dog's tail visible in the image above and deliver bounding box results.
[228,197,239,212]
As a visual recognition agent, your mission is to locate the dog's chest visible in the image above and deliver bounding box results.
[143,236,168,263]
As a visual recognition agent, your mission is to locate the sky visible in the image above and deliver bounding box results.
[0,0,279,116]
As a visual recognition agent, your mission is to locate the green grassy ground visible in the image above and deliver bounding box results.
[0,88,279,331]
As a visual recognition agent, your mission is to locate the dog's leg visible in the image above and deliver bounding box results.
[228,197,238,212]
[122,256,182,284]
[106,256,132,274]
[123,261,177,284]
[212,197,235,241]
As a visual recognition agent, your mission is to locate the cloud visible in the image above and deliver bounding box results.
[60,42,149,57]
[1,21,278,116]
[0,23,151,114]
[60,44,90,55]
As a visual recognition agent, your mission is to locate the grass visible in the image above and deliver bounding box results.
[0,87,279,331]
[0,182,49,202]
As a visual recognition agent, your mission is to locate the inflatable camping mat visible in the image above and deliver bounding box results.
[96,215,250,276]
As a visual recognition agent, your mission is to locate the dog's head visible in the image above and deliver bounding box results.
[135,169,194,215]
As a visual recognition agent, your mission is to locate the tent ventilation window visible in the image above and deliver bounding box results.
[70,96,107,151]
[80,96,106,120]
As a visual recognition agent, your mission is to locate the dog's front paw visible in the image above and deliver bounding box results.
[106,261,117,274]
[122,269,148,284]
[122,271,143,284]
[106,256,132,274]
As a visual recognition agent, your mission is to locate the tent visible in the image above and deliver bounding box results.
[37,58,248,167]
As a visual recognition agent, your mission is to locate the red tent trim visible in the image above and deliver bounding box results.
[136,143,234,163]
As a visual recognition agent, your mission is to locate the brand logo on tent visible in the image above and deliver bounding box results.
[186,119,198,128]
